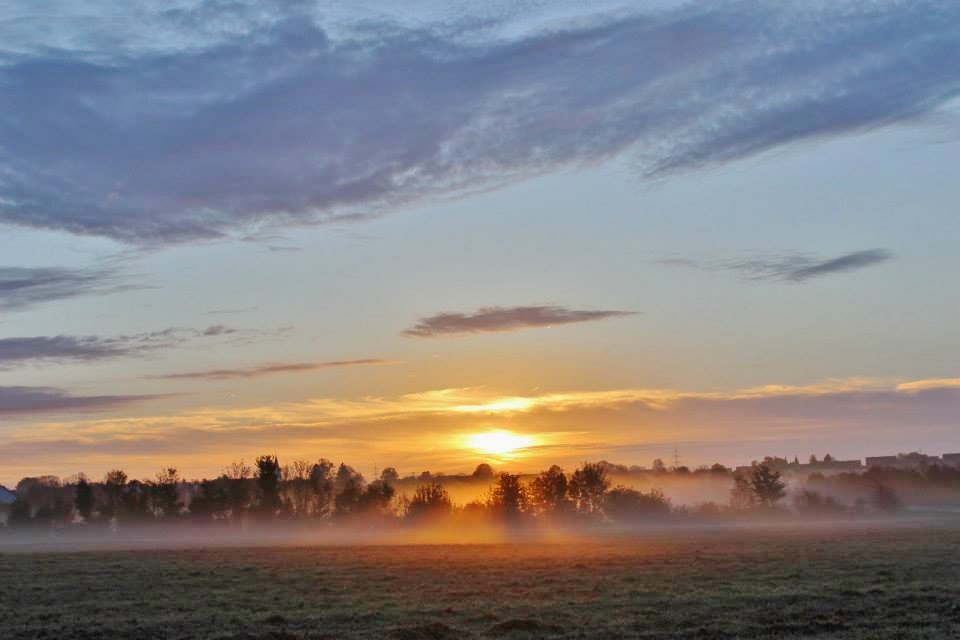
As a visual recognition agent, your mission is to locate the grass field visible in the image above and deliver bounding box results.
[2,521,959,639]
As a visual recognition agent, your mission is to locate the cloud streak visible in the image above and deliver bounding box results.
[0,2,958,242]
[0,265,130,310]
[660,249,893,283]
[0,327,238,367]
[0,386,155,416]
[152,359,400,381]
[403,306,635,337]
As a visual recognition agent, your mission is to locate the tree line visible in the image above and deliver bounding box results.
[3,456,923,531]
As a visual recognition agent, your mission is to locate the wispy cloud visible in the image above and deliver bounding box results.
[403,306,635,338]
[0,386,155,416]
[152,358,400,381]
[660,249,893,283]
[0,326,238,367]
[3,376,959,482]
[0,265,132,310]
[1,3,958,242]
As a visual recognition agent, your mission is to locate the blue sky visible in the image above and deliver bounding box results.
[0,0,959,484]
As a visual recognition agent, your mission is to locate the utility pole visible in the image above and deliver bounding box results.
[673,447,680,470]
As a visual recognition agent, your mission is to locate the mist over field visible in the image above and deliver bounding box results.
[5,454,960,557]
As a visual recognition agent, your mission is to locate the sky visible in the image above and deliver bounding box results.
[1,0,959,485]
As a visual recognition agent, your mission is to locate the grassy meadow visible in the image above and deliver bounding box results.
[2,521,959,639]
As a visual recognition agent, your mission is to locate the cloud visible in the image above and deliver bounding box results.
[403,305,635,337]
[782,250,894,282]
[896,378,960,392]
[0,326,238,367]
[1,2,958,242]
[152,358,400,380]
[201,324,237,336]
[0,386,154,416]
[660,249,893,283]
[0,265,131,310]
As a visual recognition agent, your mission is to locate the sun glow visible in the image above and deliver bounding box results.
[466,429,535,456]
[451,396,535,414]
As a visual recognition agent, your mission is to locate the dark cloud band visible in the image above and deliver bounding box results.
[0,265,129,311]
[660,249,893,283]
[0,327,238,367]
[0,386,155,416]
[152,359,399,380]
[404,306,634,338]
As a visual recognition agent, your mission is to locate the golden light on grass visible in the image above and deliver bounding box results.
[466,429,536,456]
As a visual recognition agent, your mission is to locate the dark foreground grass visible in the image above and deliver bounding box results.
[2,522,959,639]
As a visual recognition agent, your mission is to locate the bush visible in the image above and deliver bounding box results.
[793,490,847,516]
[406,482,452,521]
[604,486,671,522]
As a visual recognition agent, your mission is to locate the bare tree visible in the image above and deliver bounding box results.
[529,465,569,516]
[730,472,755,510]
[488,473,528,521]
[569,462,610,516]
[224,460,252,522]
[150,467,182,519]
[748,463,786,508]
[74,475,94,521]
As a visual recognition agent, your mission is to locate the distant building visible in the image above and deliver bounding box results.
[736,457,862,476]
[735,452,958,476]
[0,485,14,526]
[866,453,942,470]
[865,456,899,468]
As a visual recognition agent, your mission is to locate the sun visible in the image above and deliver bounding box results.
[466,429,535,456]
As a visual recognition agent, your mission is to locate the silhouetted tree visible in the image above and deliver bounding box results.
[652,459,667,474]
[472,463,494,480]
[123,480,151,520]
[569,462,610,515]
[103,469,128,519]
[283,460,314,517]
[255,456,282,516]
[748,463,786,508]
[310,459,336,518]
[406,482,452,521]
[357,480,395,516]
[74,475,94,521]
[16,476,63,520]
[334,475,365,517]
[189,478,229,520]
[150,467,182,519]
[336,463,364,488]
[380,467,400,485]
[224,460,252,521]
[529,465,569,516]
[488,473,528,521]
[730,472,755,510]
